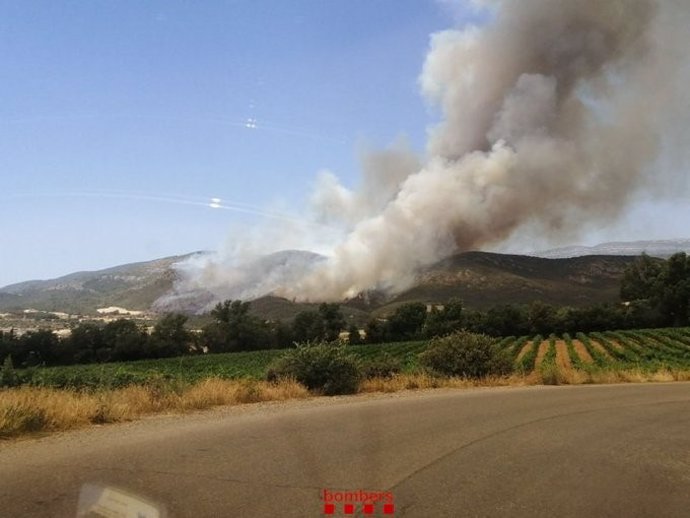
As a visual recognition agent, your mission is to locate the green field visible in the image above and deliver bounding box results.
[10,327,690,390]
[13,340,428,390]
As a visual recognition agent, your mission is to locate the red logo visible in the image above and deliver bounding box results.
[321,489,395,515]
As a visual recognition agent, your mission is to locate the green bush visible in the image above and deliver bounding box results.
[266,341,362,395]
[0,355,19,388]
[418,331,512,378]
[362,353,402,379]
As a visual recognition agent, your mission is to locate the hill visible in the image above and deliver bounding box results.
[0,249,648,318]
[0,253,204,314]
[534,239,690,259]
[370,252,638,314]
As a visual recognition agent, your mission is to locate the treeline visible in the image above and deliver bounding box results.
[2,253,689,368]
[620,252,690,327]
[0,301,349,368]
[0,314,194,368]
[0,298,651,368]
[367,252,690,340]
[365,298,660,342]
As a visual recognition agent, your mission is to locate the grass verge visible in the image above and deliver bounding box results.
[5,367,690,440]
[0,378,308,439]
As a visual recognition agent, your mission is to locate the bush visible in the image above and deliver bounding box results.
[418,331,512,378]
[266,342,362,395]
[0,356,19,388]
[362,353,402,379]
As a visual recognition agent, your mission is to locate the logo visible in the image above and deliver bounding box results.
[321,488,395,515]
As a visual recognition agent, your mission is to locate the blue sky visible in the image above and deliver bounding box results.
[0,0,458,286]
[0,1,687,287]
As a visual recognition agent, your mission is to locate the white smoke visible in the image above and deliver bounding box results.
[164,0,690,307]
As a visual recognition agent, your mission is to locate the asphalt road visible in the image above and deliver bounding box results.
[2,383,690,518]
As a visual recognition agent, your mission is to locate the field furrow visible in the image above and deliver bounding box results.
[572,340,594,364]
[534,341,551,368]
[555,341,572,371]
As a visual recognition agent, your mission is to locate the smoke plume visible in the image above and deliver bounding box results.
[165,0,689,307]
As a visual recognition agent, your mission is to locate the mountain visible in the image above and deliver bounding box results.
[534,239,690,259]
[0,253,205,314]
[0,248,648,318]
[367,252,639,314]
[150,250,326,314]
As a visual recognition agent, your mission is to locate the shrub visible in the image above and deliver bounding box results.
[266,341,362,395]
[362,353,403,379]
[0,356,19,388]
[418,331,512,378]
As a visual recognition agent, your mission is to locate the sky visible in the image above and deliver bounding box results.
[0,0,688,287]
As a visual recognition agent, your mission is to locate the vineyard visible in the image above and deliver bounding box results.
[12,340,428,390]
[9,327,690,390]
[507,327,690,376]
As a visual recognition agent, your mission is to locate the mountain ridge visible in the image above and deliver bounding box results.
[1,242,674,318]
[534,239,690,259]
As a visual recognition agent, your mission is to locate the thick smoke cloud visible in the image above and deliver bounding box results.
[164,0,689,307]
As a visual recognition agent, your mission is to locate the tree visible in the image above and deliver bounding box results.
[68,323,106,363]
[621,299,663,329]
[347,324,363,345]
[211,299,250,324]
[19,329,60,366]
[202,300,271,353]
[270,320,295,349]
[620,253,663,302]
[481,304,528,337]
[657,253,690,326]
[149,313,191,358]
[621,253,690,327]
[0,330,17,364]
[526,301,557,335]
[386,302,427,341]
[291,310,325,343]
[364,319,387,344]
[319,303,346,341]
[103,319,148,361]
[424,298,465,338]
[0,355,19,387]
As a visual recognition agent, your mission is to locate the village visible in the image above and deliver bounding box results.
[0,306,155,337]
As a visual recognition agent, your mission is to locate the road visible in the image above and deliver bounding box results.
[2,383,690,517]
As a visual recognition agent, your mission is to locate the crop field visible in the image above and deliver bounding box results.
[12,340,429,390]
[507,327,690,378]
[9,327,690,390]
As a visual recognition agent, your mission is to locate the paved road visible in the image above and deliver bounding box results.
[2,383,690,517]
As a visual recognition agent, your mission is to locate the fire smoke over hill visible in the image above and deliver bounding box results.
[166,0,689,306]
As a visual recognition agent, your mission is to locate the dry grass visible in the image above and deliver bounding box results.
[534,341,550,368]
[555,341,572,370]
[179,378,308,410]
[5,367,690,440]
[0,379,309,439]
[537,365,589,385]
[359,373,529,393]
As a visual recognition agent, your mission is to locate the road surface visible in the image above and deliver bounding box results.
[1,383,690,517]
